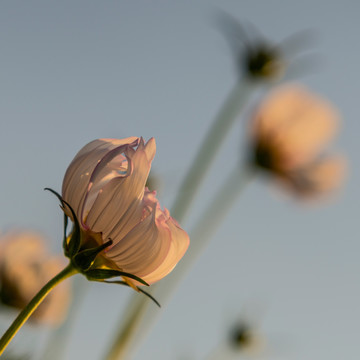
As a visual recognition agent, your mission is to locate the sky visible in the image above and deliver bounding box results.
[0,1,359,359]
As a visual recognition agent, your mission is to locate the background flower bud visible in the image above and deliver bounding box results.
[0,231,71,326]
[249,84,345,198]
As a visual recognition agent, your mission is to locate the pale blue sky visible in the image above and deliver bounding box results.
[0,1,359,359]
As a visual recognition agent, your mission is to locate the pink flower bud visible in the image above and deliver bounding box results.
[62,137,189,284]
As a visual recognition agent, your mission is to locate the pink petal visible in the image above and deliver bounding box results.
[62,137,138,225]
[285,155,346,198]
[252,85,339,170]
[105,206,172,280]
[140,216,190,284]
[85,139,156,234]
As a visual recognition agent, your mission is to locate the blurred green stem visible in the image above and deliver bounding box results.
[0,263,78,356]
[104,79,256,360]
[171,79,255,223]
[105,166,254,360]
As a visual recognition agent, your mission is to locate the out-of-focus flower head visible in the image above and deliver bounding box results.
[216,11,316,81]
[248,84,345,198]
[0,231,71,326]
[229,320,265,355]
[59,137,189,292]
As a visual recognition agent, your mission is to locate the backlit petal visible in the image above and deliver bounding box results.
[86,139,156,234]
[105,205,172,281]
[62,137,138,225]
[141,217,190,284]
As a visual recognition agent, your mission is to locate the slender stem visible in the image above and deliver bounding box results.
[0,263,78,356]
[104,79,256,360]
[39,276,89,360]
[171,80,255,223]
[183,166,255,263]
[104,166,255,360]
[105,294,149,360]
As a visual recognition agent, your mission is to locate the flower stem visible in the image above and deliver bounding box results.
[171,79,255,223]
[0,263,78,356]
[104,166,255,360]
[104,79,256,360]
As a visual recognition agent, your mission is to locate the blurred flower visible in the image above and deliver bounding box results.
[62,137,189,285]
[216,12,285,80]
[216,12,319,81]
[229,320,265,355]
[249,84,345,198]
[0,231,70,326]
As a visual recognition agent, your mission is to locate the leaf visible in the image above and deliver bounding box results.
[85,269,149,286]
[65,207,81,257]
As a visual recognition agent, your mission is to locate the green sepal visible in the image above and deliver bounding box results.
[44,187,81,257]
[104,280,161,307]
[44,187,63,204]
[62,212,69,256]
[65,209,81,257]
[73,240,112,271]
[85,269,149,286]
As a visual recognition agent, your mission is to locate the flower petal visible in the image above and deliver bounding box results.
[62,137,138,225]
[105,205,172,282]
[253,85,339,170]
[281,156,346,198]
[85,138,156,235]
[140,216,190,284]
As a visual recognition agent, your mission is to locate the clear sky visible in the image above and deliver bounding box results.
[0,1,359,360]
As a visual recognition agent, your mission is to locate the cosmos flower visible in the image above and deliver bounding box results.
[62,137,189,285]
[249,84,345,197]
[0,231,70,326]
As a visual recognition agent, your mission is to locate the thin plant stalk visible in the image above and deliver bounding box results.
[0,263,78,356]
[171,79,255,223]
[39,276,88,360]
[105,166,255,360]
[104,79,256,360]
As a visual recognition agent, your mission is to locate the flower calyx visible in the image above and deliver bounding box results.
[244,43,283,80]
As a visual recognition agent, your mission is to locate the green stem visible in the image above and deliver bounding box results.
[104,79,256,360]
[183,166,255,262]
[171,79,255,223]
[0,263,78,356]
[104,294,149,360]
[104,166,255,360]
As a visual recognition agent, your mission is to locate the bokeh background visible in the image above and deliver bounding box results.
[0,1,359,359]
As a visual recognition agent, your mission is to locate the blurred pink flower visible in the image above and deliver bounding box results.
[250,84,345,197]
[62,137,189,285]
[0,231,71,326]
